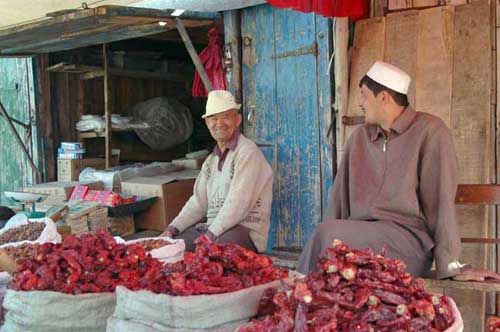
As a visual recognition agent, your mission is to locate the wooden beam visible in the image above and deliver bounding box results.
[1,23,177,55]
[176,17,213,92]
[372,0,388,17]
[36,55,55,182]
[455,185,500,205]
[425,278,500,292]
[0,99,41,182]
[47,62,188,83]
[103,44,112,169]
[224,10,242,103]
[334,18,350,166]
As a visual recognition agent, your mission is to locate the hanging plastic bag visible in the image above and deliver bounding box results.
[192,28,227,97]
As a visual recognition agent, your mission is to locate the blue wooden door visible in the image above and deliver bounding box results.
[0,58,39,203]
[240,5,332,250]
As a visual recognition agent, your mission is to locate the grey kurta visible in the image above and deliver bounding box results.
[298,106,461,279]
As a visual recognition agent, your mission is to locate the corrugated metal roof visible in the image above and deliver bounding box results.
[0,6,213,56]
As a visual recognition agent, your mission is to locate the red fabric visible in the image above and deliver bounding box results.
[192,28,228,98]
[267,0,369,21]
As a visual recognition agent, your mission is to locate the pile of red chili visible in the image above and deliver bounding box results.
[155,235,289,295]
[11,231,288,296]
[240,240,455,332]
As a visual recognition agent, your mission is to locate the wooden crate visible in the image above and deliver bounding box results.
[109,215,135,236]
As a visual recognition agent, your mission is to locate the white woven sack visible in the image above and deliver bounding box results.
[1,290,116,332]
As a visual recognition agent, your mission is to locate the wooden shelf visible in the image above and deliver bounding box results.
[78,128,134,139]
[47,62,188,83]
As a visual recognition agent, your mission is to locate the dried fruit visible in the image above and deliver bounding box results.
[0,222,45,246]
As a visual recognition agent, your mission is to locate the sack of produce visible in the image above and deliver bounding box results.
[1,290,115,332]
[0,272,11,324]
[236,239,463,332]
[0,215,61,249]
[2,230,173,331]
[107,236,291,331]
[107,316,244,332]
[126,237,185,263]
[106,317,244,332]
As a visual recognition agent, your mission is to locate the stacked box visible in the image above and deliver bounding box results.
[23,181,103,206]
[82,190,136,207]
[58,158,104,182]
[88,208,110,233]
[172,156,205,170]
[58,142,85,160]
[121,177,195,231]
[66,215,89,236]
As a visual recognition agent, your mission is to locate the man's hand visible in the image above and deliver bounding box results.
[159,230,174,238]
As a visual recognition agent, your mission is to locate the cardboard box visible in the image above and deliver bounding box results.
[88,208,109,233]
[121,176,195,231]
[60,142,84,150]
[24,181,103,200]
[57,158,117,182]
[66,215,89,236]
[172,157,206,170]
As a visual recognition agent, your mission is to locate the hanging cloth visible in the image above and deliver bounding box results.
[192,28,228,97]
[267,0,370,21]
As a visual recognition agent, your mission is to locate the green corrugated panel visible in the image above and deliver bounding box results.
[0,58,38,204]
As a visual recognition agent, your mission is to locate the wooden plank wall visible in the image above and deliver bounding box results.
[446,3,491,330]
[344,17,385,150]
[343,2,492,330]
[36,48,197,168]
[0,58,38,196]
[36,55,56,182]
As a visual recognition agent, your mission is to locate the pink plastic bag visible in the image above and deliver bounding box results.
[267,0,370,21]
[192,28,227,97]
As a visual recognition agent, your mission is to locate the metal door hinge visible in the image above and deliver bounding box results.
[272,42,318,59]
[342,115,365,126]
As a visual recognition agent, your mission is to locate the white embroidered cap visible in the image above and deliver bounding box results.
[366,61,411,94]
[203,90,241,119]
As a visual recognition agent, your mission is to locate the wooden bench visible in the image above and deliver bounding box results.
[270,184,500,292]
[425,184,500,291]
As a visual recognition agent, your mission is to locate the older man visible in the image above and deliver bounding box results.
[298,61,462,279]
[161,90,273,252]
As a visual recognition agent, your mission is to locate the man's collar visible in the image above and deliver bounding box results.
[213,129,241,156]
[370,106,416,142]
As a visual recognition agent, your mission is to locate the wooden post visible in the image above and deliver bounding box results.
[334,18,349,167]
[224,10,242,103]
[372,0,388,17]
[103,43,112,169]
[0,99,41,182]
[176,18,213,92]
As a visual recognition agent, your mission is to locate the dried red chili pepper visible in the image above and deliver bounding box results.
[240,241,456,332]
